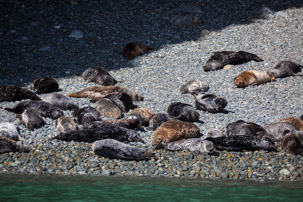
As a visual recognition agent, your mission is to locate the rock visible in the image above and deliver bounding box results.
[279,168,290,176]
[69,30,84,39]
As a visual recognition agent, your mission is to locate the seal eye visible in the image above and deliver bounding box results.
[157,137,161,142]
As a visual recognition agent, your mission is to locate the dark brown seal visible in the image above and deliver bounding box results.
[152,120,200,149]
[80,66,117,86]
[104,93,137,113]
[66,86,143,101]
[167,102,199,122]
[0,85,40,102]
[92,139,154,161]
[278,117,303,131]
[129,108,155,126]
[75,106,101,125]
[203,51,263,71]
[88,118,141,130]
[195,93,227,113]
[269,61,302,80]
[122,42,153,60]
[234,70,271,87]
[32,77,59,94]
[0,135,30,154]
[281,131,303,156]
[148,113,172,131]
[92,98,122,119]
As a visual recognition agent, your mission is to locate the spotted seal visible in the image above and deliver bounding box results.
[202,128,226,139]
[203,51,263,71]
[75,106,101,125]
[129,108,155,126]
[234,70,271,87]
[66,86,143,101]
[263,122,298,142]
[281,131,303,155]
[0,135,30,154]
[18,108,45,131]
[42,93,79,115]
[92,98,122,119]
[147,113,172,131]
[180,80,209,95]
[52,123,144,143]
[269,61,302,80]
[0,85,40,102]
[5,100,64,119]
[79,66,117,86]
[278,116,303,131]
[56,116,79,133]
[163,138,215,154]
[122,42,153,60]
[205,135,276,152]
[152,120,200,149]
[0,122,22,141]
[167,102,199,122]
[195,93,227,113]
[92,139,154,161]
[31,77,59,94]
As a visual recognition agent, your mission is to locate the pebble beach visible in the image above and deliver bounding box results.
[1,0,303,181]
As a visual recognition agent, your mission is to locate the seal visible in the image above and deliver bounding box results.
[167,102,199,122]
[269,61,302,80]
[56,116,79,134]
[88,118,141,130]
[42,93,79,115]
[281,131,303,155]
[152,120,200,149]
[75,106,101,125]
[226,120,272,141]
[147,113,172,131]
[80,66,117,86]
[163,138,215,154]
[129,108,155,126]
[66,86,143,101]
[17,108,45,131]
[92,139,154,161]
[0,122,22,141]
[205,135,276,152]
[278,116,303,131]
[180,80,209,95]
[122,42,153,60]
[31,77,59,94]
[5,100,64,119]
[203,51,263,71]
[202,128,226,139]
[0,85,40,102]
[0,135,30,154]
[52,123,144,143]
[233,70,271,87]
[263,122,298,141]
[104,93,137,113]
[92,98,122,119]
[195,93,227,113]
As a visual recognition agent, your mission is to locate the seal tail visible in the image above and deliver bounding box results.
[4,107,14,112]
[252,55,263,62]
[66,92,81,98]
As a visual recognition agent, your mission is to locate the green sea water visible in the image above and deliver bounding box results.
[0,174,302,202]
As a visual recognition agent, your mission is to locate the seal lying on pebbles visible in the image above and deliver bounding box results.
[42,93,79,115]
[104,93,137,112]
[234,70,271,87]
[263,122,298,141]
[205,135,276,152]
[203,51,263,71]
[281,131,303,155]
[17,108,45,131]
[76,107,101,125]
[52,124,144,143]
[180,80,209,95]
[31,77,59,94]
[129,108,155,126]
[5,100,64,119]
[167,102,199,122]
[163,138,215,154]
[269,61,302,80]
[67,86,143,101]
[92,139,154,161]
[202,129,226,139]
[226,120,271,140]
[0,135,30,154]
[148,113,172,131]
[88,118,141,130]
[121,42,153,60]
[92,98,122,119]
[278,116,303,131]
[79,66,117,86]
[195,93,227,113]
[152,120,200,149]
[0,85,40,102]
[0,122,22,141]
[56,117,78,134]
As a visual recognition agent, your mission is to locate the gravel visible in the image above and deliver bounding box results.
[1,0,303,181]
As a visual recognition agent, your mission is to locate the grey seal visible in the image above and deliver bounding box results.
[147,113,172,131]
[281,131,303,156]
[195,93,227,113]
[80,66,117,86]
[0,135,30,154]
[56,116,79,134]
[263,122,299,142]
[180,80,209,95]
[18,108,45,131]
[75,106,101,125]
[269,61,302,80]
[163,138,215,154]
[167,102,199,122]
[42,93,79,115]
[0,122,22,141]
